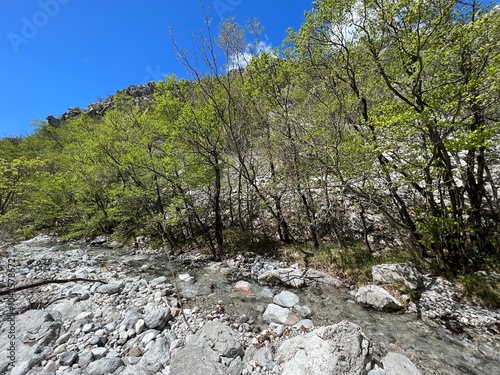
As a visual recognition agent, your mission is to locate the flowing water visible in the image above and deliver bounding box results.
[9,240,500,375]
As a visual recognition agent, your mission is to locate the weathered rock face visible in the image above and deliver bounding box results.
[355,285,403,311]
[46,82,156,127]
[275,320,372,375]
[372,263,422,290]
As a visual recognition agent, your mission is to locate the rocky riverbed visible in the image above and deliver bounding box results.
[0,235,499,374]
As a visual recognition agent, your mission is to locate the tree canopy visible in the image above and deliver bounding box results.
[1,0,498,274]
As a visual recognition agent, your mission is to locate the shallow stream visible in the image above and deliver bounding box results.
[11,240,500,375]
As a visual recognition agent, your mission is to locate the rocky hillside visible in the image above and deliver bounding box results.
[46,83,156,128]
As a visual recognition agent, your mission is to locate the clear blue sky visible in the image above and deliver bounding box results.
[0,0,312,138]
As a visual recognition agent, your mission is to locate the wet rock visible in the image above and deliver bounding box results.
[355,285,403,311]
[275,320,372,375]
[233,280,255,297]
[444,318,465,334]
[381,352,421,374]
[263,304,300,325]
[372,263,422,290]
[273,290,300,308]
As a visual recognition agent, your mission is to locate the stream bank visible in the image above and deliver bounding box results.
[0,235,498,374]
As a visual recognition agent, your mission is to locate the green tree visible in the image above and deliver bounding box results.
[295,0,500,271]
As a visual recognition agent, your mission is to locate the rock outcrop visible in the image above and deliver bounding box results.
[46,83,156,127]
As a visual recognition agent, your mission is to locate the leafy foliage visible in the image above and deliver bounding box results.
[1,0,498,273]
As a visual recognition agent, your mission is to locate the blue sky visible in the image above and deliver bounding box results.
[0,0,312,138]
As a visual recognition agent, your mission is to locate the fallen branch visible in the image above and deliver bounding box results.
[0,278,106,296]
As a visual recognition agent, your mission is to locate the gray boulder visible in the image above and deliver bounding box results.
[48,299,90,321]
[263,304,300,326]
[120,365,154,375]
[258,268,306,288]
[170,344,229,375]
[170,321,243,374]
[381,352,421,374]
[0,310,62,375]
[372,263,422,290]
[59,351,78,366]
[84,357,124,375]
[273,291,300,308]
[121,309,142,329]
[242,346,275,372]
[275,320,372,375]
[196,321,244,358]
[138,337,170,368]
[355,285,403,311]
[149,276,168,286]
[96,282,124,295]
[144,307,172,330]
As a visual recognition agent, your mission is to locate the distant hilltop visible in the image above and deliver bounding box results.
[46,82,156,127]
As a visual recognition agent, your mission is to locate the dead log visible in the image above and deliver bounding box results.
[0,278,106,296]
